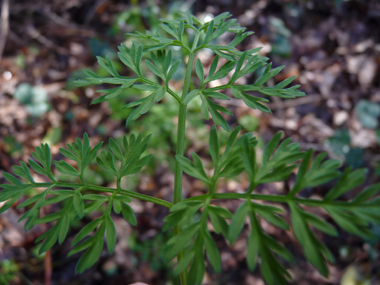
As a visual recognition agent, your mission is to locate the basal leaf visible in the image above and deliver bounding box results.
[208,205,232,219]
[39,225,59,254]
[58,212,70,244]
[209,211,229,238]
[75,224,105,273]
[246,228,259,271]
[187,245,205,285]
[228,202,248,244]
[175,155,210,183]
[109,138,124,161]
[105,214,117,253]
[72,217,103,247]
[145,59,164,79]
[195,59,204,84]
[174,250,195,276]
[204,20,214,45]
[73,191,84,218]
[183,89,199,105]
[204,230,221,272]
[167,59,181,82]
[166,222,200,261]
[121,202,137,226]
[209,125,219,165]
[303,212,338,237]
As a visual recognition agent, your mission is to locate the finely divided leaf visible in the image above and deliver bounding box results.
[228,202,248,244]
[175,155,210,183]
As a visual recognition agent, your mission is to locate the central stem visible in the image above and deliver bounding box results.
[173,103,188,204]
[173,53,194,285]
[173,30,199,285]
[173,52,195,204]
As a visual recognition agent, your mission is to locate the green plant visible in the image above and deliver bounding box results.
[325,129,365,169]
[13,83,49,117]
[0,259,18,285]
[355,99,380,129]
[1,12,380,285]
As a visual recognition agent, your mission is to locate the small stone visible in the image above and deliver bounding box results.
[351,129,377,148]
[285,119,298,130]
[333,110,349,126]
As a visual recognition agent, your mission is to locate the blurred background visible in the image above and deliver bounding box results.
[0,0,380,284]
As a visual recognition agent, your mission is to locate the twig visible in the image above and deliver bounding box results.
[42,7,79,29]
[0,0,9,62]
[44,249,52,285]
[17,272,34,285]
[227,94,322,109]
[268,94,322,109]
[8,29,24,46]
[26,25,68,54]
[84,0,107,25]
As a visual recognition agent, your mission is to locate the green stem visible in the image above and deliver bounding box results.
[185,192,366,208]
[247,202,264,246]
[32,182,172,208]
[200,198,211,233]
[173,103,188,204]
[209,165,220,195]
[119,189,172,207]
[173,30,201,285]
[34,181,366,209]
[174,42,191,52]
[140,78,181,103]
[166,87,182,103]
[172,55,193,285]
[246,182,257,195]
[91,185,173,208]
[117,179,121,191]
[173,30,201,203]
[204,84,231,91]
[79,173,85,184]
[174,226,186,285]
[173,52,196,204]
